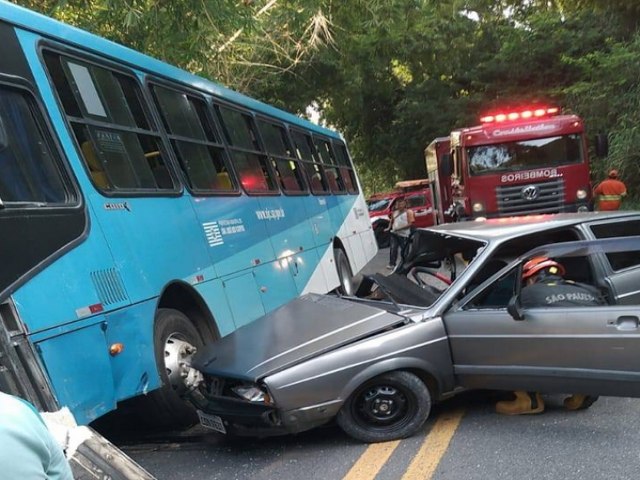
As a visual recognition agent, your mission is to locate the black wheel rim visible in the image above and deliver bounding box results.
[351,381,417,433]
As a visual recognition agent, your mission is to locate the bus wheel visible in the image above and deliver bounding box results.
[334,248,355,296]
[144,308,204,429]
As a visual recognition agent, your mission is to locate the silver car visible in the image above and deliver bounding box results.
[188,212,640,443]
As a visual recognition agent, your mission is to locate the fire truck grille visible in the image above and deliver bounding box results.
[496,178,565,215]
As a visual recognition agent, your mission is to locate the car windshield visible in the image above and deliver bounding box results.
[357,229,486,309]
[368,198,392,212]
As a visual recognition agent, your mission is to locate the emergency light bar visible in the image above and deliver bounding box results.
[480,107,559,124]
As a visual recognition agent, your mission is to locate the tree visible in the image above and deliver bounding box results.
[10,0,640,199]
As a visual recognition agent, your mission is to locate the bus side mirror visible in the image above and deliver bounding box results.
[595,133,609,158]
[440,154,452,177]
[507,295,524,320]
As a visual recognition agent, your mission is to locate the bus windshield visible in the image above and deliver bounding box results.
[467,134,583,176]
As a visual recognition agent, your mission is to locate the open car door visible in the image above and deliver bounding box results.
[443,237,640,398]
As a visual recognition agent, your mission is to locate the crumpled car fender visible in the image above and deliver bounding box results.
[337,354,449,405]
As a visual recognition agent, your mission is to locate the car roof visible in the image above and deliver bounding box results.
[423,212,640,242]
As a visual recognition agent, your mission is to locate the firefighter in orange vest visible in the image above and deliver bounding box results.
[593,169,627,211]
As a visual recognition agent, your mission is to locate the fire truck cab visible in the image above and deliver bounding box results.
[426,107,592,222]
[367,180,435,247]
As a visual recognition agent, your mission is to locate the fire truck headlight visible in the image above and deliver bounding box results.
[576,189,588,200]
[472,202,485,213]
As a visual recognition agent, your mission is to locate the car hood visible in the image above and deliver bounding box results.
[192,293,407,382]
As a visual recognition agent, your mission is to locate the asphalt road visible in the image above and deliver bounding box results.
[117,393,640,480]
[108,248,640,479]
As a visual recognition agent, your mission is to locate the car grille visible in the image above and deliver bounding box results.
[496,177,564,215]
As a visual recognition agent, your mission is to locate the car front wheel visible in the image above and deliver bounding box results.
[337,371,431,443]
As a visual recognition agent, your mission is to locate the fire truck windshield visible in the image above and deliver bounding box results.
[467,133,583,176]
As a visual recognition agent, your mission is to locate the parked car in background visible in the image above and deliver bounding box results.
[367,179,436,247]
[188,212,640,443]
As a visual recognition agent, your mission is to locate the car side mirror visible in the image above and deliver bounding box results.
[507,295,524,320]
[595,133,609,158]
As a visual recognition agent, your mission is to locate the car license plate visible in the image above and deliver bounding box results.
[197,410,226,434]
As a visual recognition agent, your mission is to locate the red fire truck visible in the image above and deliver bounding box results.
[367,179,435,246]
[426,107,595,223]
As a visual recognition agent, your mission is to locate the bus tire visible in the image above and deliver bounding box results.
[143,308,204,430]
[334,248,355,296]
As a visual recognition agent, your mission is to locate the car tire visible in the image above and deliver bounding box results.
[138,308,204,430]
[334,248,355,296]
[337,371,431,443]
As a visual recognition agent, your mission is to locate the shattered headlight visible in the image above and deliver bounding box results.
[231,383,273,405]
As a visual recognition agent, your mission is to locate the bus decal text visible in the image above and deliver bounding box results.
[255,208,285,220]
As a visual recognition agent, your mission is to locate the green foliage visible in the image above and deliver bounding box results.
[9,0,640,200]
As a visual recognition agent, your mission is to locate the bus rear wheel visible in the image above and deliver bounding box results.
[334,248,355,296]
[143,308,204,430]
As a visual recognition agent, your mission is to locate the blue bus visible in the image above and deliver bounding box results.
[0,1,377,429]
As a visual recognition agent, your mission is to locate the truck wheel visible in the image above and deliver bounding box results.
[142,308,204,429]
[337,371,431,443]
[334,248,355,296]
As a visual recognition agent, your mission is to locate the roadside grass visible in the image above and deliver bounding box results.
[622,198,640,211]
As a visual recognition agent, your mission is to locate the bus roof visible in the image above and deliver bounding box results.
[2,1,340,139]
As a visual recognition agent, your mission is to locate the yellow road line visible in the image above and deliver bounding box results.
[401,410,465,480]
[342,440,401,480]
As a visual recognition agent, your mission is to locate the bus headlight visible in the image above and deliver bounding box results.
[576,189,587,200]
[472,202,485,213]
[231,383,273,405]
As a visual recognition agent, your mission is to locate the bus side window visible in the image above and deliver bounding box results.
[0,87,69,205]
[314,137,345,194]
[333,141,358,194]
[215,105,277,194]
[81,141,109,189]
[43,51,176,193]
[257,119,306,194]
[150,84,235,193]
[291,130,329,195]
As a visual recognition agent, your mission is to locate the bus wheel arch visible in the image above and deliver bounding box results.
[333,240,356,296]
[142,282,220,429]
[157,281,220,344]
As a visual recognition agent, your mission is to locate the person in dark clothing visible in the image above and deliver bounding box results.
[520,257,603,308]
[496,256,605,416]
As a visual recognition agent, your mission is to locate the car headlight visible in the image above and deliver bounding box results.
[231,383,273,405]
[472,202,484,213]
[576,189,587,200]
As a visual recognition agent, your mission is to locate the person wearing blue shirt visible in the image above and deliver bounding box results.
[0,391,73,479]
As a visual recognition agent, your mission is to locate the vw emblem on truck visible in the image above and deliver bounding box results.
[522,185,539,201]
